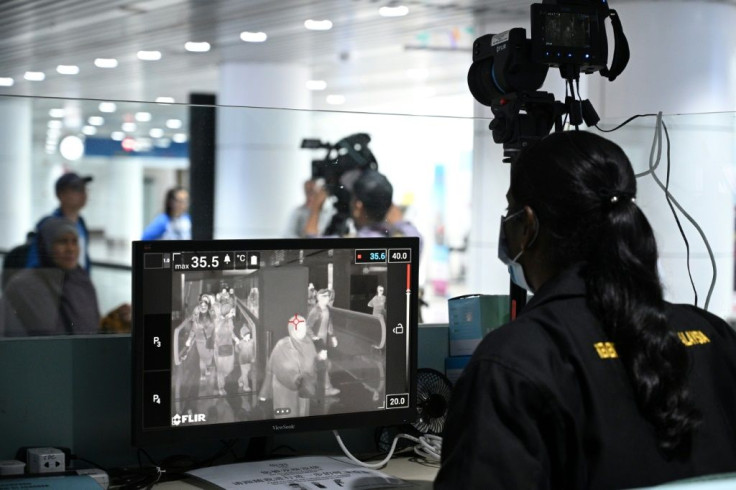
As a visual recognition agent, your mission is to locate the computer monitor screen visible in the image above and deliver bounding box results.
[131,237,419,446]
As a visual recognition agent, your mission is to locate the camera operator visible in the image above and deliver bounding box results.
[286,178,336,238]
[350,170,421,244]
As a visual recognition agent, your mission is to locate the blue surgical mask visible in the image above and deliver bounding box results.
[498,209,535,292]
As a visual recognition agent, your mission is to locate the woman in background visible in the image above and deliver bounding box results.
[2,217,100,336]
[436,131,736,489]
[142,186,192,240]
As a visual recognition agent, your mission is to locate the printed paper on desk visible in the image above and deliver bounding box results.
[186,455,418,489]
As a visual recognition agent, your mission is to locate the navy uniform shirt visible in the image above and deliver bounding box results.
[436,265,736,490]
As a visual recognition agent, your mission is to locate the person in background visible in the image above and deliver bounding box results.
[2,217,100,336]
[142,186,192,240]
[286,178,335,238]
[27,172,93,272]
[435,131,736,489]
[351,170,421,244]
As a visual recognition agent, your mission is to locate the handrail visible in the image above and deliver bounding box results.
[0,250,132,272]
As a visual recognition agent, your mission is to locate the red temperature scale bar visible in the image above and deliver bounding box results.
[405,263,411,382]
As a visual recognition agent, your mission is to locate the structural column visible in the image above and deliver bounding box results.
[469,2,736,319]
[586,1,736,317]
[215,62,311,238]
[0,98,32,249]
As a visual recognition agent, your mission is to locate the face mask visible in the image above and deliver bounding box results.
[498,210,535,292]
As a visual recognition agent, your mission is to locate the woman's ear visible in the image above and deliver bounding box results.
[521,205,540,250]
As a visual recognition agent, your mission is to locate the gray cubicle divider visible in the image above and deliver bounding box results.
[0,324,449,469]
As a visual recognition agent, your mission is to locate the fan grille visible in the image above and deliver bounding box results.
[413,368,453,435]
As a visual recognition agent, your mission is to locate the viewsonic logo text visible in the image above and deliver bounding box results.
[272,424,295,431]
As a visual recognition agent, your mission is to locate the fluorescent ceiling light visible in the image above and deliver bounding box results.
[166,119,183,129]
[149,128,164,138]
[326,94,345,105]
[111,131,125,141]
[47,120,63,129]
[95,58,118,68]
[99,102,117,113]
[135,112,152,122]
[154,138,172,149]
[185,41,211,52]
[172,133,187,143]
[122,122,137,132]
[88,116,104,126]
[240,31,268,43]
[24,71,45,81]
[0,77,14,87]
[304,19,332,31]
[49,108,66,118]
[379,5,409,17]
[137,50,162,61]
[306,80,327,91]
[82,125,97,136]
[155,96,175,104]
[59,135,85,161]
[57,65,80,75]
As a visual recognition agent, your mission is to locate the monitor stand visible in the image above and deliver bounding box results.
[243,435,272,461]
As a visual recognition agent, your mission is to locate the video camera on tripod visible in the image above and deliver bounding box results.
[300,133,378,236]
[467,0,629,162]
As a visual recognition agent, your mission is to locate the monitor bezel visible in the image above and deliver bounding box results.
[131,236,419,447]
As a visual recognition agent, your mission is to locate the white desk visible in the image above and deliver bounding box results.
[155,455,438,489]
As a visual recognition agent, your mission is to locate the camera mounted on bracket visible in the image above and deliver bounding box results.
[468,0,629,162]
[301,133,378,236]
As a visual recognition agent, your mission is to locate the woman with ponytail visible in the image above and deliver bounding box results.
[436,131,736,489]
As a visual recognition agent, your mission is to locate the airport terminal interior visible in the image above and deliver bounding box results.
[2,0,736,488]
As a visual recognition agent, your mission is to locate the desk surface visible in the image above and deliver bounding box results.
[154,456,438,489]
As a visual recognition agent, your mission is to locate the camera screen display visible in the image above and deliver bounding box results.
[132,237,419,445]
[543,12,592,48]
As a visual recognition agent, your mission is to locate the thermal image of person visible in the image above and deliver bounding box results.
[306,288,340,396]
[2,217,100,336]
[435,131,736,489]
[237,325,255,392]
[213,292,239,396]
[186,294,216,381]
[368,285,386,318]
[259,314,320,418]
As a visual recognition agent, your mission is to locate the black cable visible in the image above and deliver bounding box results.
[596,112,717,309]
[657,119,698,306]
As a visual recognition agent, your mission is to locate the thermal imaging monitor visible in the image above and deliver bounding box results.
[131,237,419,446]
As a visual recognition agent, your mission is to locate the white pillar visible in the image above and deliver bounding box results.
[586,2,736,317]
[469,3,736,319]
[0,98,32,249]
[215,63,311,238]
[104,158,144,245]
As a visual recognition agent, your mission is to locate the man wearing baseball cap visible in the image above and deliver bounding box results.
[26,172,93,272]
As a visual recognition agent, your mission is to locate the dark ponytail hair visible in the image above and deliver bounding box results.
[511,130,700,457]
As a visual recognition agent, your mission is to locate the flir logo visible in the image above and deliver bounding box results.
[171,413,206,426]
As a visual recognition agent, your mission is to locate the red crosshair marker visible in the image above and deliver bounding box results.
[288,314,302,330]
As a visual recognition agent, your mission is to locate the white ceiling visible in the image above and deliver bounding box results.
[0,0,528,111]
